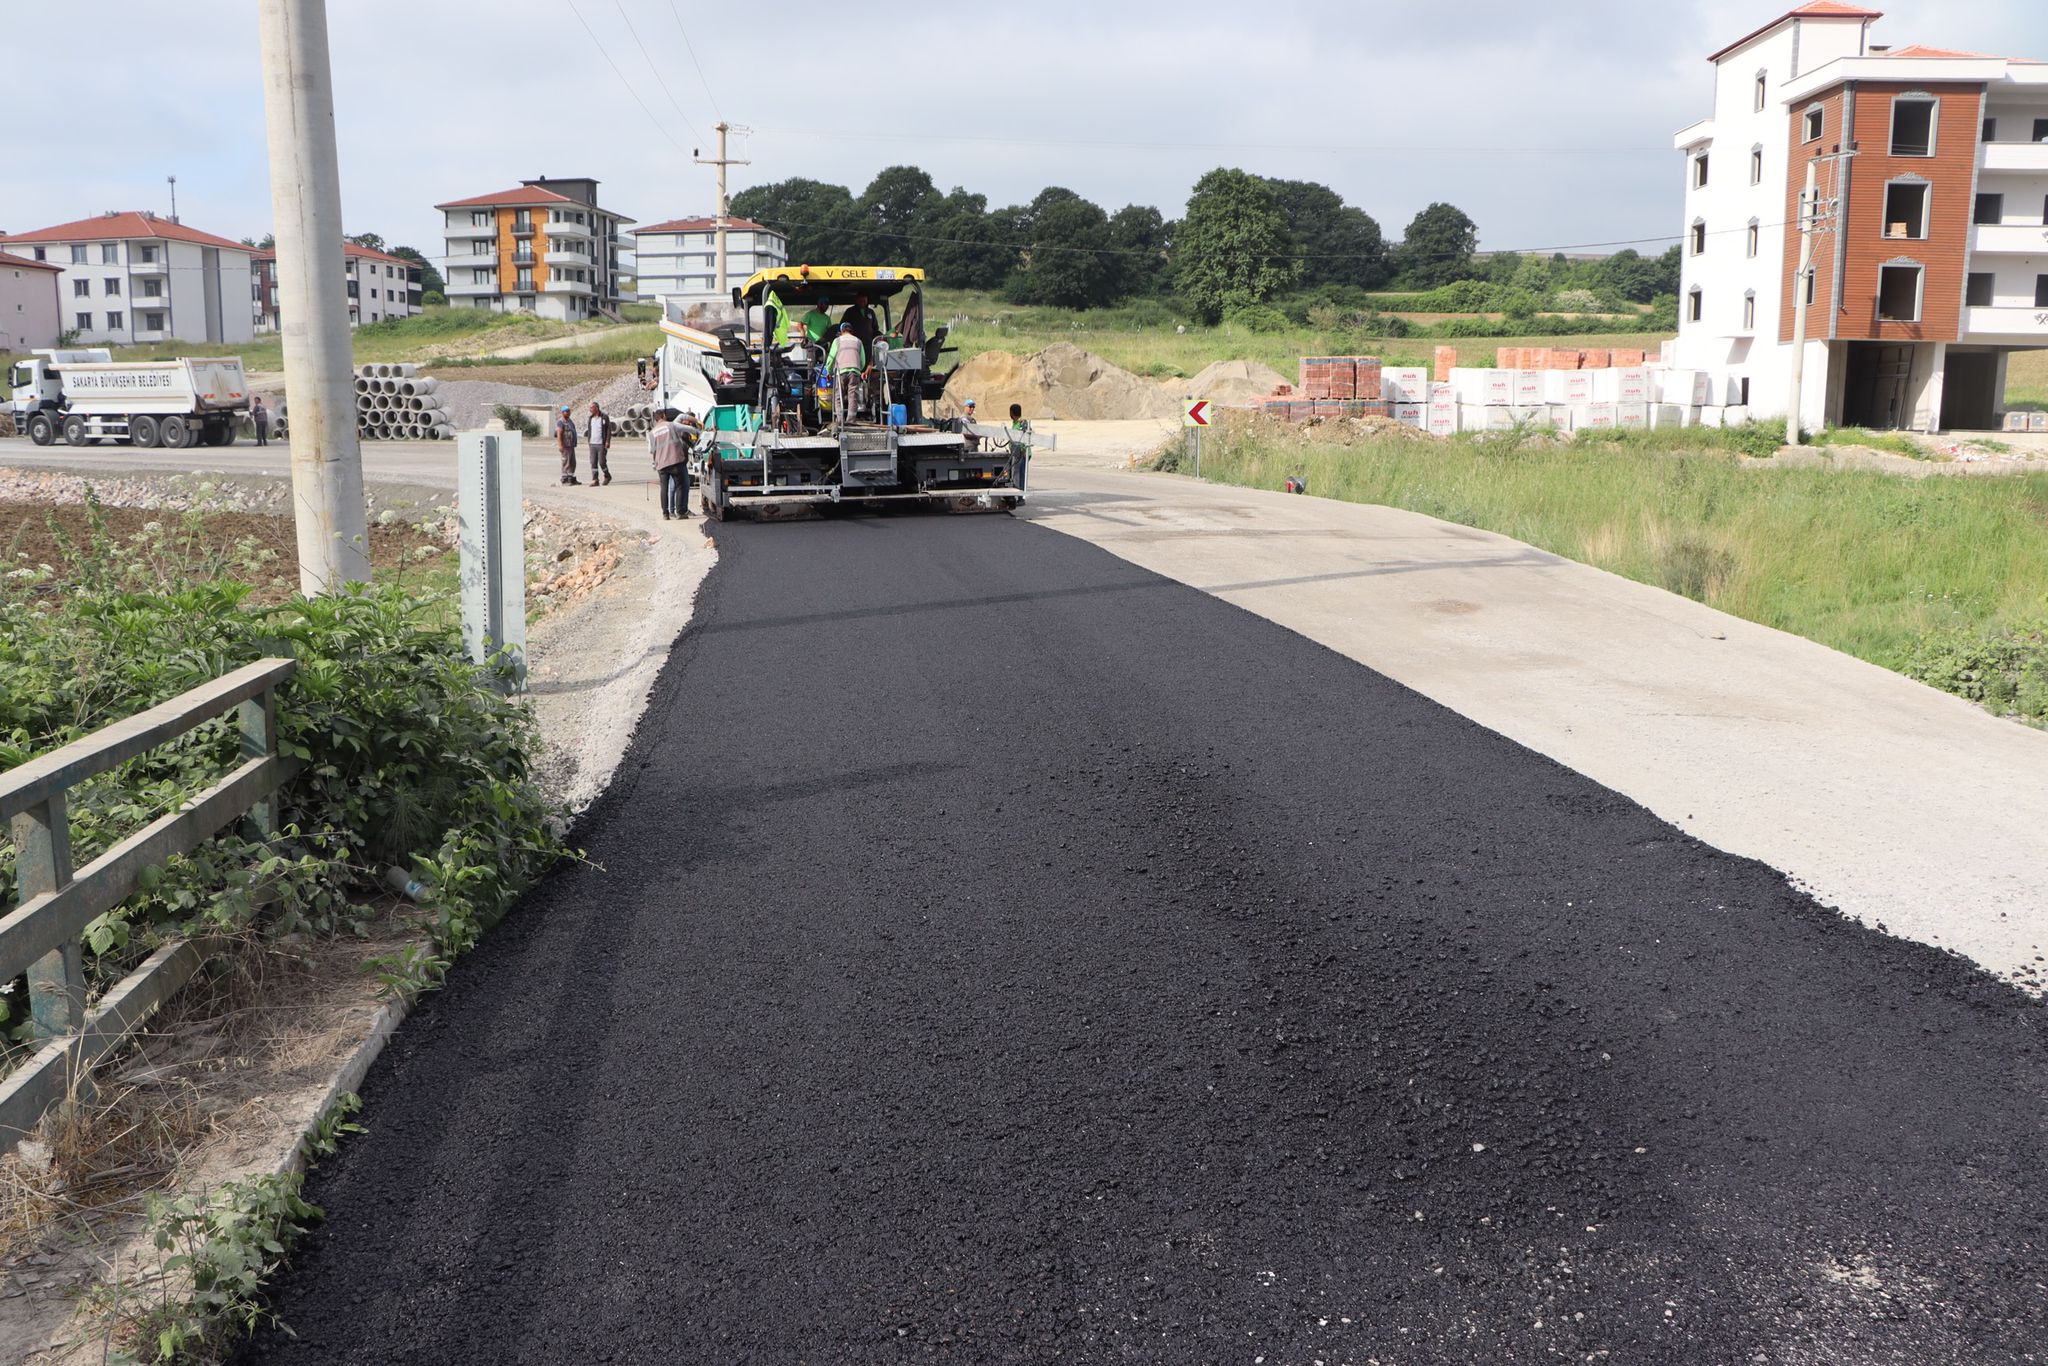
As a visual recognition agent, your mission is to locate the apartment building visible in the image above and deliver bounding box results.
[0,251,63,352]
[0,211,254,346]
[1673,2,2048,432]
[437,178,632,322]
[632,217,789,306]
[253,242,424,333]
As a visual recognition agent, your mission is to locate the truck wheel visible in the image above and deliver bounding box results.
[27,414,56,447]
[62,415,87,446]
[213,420,237,447]
[130,415,162,448]
[160,415,190,449]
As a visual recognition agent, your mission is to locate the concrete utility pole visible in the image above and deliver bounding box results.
[695,123,751,301]
[1786,158,1820,447]
[257,0,371,593]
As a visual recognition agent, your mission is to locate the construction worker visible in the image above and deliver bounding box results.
[1009,402,1032,490]
[830,322,866,426]
[800,298,836,346]
[555,405,580,485]
[586,401,613,486]
[841,294,881,347]
[960,397,981,451]
[650,407,692,519]
[765,288,792,347]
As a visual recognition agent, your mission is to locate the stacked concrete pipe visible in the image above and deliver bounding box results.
[353,362,454,440]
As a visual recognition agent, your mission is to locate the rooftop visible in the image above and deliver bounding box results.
[1708,2,1882,64]
[0,211,249,252]
[0,250,64,274]
[635,217,779,236]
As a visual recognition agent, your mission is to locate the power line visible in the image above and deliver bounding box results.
[667,0,724,124]
[561,0,690,158]
[611,0,703,145]
[746,125,1673,157]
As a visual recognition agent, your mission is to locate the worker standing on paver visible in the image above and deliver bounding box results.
[830,323,866,428]
[650,407,693,520]
[556,405,581,486]
[587,402,613,486]
[800,299,836,347]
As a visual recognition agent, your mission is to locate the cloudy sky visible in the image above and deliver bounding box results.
[5,1,2042,267]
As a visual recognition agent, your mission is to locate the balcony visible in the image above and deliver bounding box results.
[545,248,591,267]
[541,278,593,295]
[1970,222,2048,254]
[509,252,536,268]
[445,225,497,243]
[129,256,169,275]
[510,221,536,238]
[130,329,167,344]
[1981,142,2048,174]
[444,279,502,298]
[1963,305,2048,339]
[544,221,594,243]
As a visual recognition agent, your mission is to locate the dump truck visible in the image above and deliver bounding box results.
[6,350,251,448]
[653,265,1046,520]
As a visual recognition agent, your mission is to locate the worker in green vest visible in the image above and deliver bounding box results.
[765,289,792,347]
[800,299,835,346]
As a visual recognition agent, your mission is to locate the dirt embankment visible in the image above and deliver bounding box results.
[943,345,1288,421]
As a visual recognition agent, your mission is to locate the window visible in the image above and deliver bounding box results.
[1883,181,1930,239]
[1693,154,1710,188]
[1742,291,1757,329]
[1691,220,1707,255]
[76,311,91,331]
[2038,274,2048,308]
[1803,106,1824,142]
[70,245,87,263]
[1754,72,1768,112]
[138,245,156,263]
[101,244,118,264]
[103,277,120,296]
[1890,97,1936,156]
[1804,270,1817,306]
[1687,287,1703,322]
[472,210,490,227]
[1750,146,1764,185]
[1967,273,1994,307]
[1983,118,1997,142]
[1975,193,2004,225]
[143,311,165,331]
[1747,219,1761,257]
[32,247,46,261]
[73,278,90,297]
[105,311,124,331]
[1876,263,1923,322]
[2035,118,2048,143]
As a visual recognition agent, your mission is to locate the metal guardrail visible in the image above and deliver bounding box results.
[0,659,302,1158]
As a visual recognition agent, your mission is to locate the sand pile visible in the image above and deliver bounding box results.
[1184,359,1289,406]
[945,343,1185,421]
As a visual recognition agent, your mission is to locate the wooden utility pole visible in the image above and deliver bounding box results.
[695,123,751,301]
[256,0,371,593]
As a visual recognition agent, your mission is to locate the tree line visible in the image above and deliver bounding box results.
[731,166,1681,325]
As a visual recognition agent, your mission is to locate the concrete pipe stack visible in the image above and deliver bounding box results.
[353,362,454,441]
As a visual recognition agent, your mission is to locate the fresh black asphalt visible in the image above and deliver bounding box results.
[242,510,2046,1364]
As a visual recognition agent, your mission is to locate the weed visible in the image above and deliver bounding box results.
[494,404,541,438]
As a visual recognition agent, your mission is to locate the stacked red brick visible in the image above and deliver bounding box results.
[1268,357,1388,419]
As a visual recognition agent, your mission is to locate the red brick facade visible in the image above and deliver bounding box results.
[1780,80,1984,343]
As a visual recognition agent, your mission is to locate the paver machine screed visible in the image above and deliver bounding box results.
[694,266,1032,520]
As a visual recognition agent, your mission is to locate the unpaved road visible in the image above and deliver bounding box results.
[237,512,2047,1364]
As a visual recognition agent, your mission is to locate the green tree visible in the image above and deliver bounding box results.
[389,245,443,300]
[1262,178,1388,289]
[1108,204,1171,298]
[346,232,386,253]
[1173,168,1301,325]
[1004,193,1118,308]
[1595,246,1681,304]
[1396,202,1479,288]
[919,188,1013,291]
[857,165,945,253]
[730,177,862,264]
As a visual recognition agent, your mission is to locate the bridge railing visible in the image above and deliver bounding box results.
[0,659,301,1158]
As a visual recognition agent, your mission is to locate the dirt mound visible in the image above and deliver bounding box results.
[1184,359,1289,405]
[945,343,1184,421]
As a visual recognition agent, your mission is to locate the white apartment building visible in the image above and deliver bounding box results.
[0,251,63,352]
[0,211,255,346]
[632,217,789,306]
[252,243,425,333]
[437,178,633,323]
[1673,2,2048,432]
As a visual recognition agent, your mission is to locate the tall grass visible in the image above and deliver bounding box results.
[1172,423,2048,674]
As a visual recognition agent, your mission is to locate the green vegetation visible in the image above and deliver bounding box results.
[98,306,627,372]
[493,404,541,437]
[0,497,562,1039]
[1159,423,2048,724]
